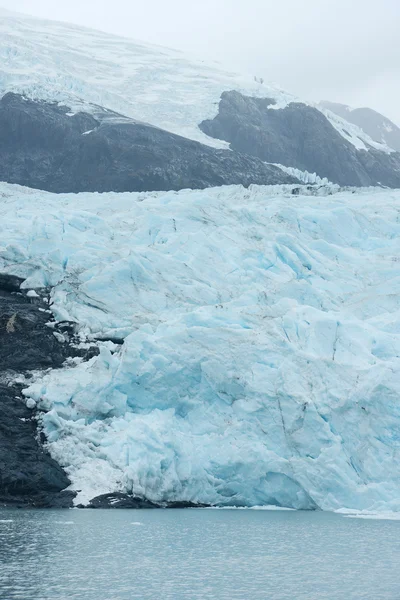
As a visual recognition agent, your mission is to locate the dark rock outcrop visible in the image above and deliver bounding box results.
[0,379,75,508]
[85,493,160,509]
[200,91,400,187]
[0,275,97,507]
[85,492,209,509]
[0,93,298,194]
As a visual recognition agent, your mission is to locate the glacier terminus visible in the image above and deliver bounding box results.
[0,182,398,512]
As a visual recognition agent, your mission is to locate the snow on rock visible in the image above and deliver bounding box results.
[0,11,293,150]
[270,164,333,186]
[0,181,399,510]
[0,10,385,152]
[26,289,40,298]
[316,105,394,154]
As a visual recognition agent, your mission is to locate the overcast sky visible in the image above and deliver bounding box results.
[2,0,400,124]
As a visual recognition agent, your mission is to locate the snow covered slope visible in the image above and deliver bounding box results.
[0,9,387,153]
[0,7,18,16]
[319,101,400,152]
[1,182,399,511]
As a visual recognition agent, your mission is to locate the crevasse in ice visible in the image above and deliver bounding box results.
[0,182,399,510]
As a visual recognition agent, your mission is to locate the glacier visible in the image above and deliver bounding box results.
[0,182,399,511]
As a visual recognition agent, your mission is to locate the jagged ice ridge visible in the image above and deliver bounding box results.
[0,182,399,511]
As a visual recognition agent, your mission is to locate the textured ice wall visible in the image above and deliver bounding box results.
[0,182,399,510]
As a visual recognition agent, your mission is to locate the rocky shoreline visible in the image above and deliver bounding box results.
[0,274,96,508]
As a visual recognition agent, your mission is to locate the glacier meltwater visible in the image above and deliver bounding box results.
[1,182,399,511]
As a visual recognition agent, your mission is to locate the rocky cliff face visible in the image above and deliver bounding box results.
[200,91,400,187]
[0,274,95,507]
[0,93,297,194]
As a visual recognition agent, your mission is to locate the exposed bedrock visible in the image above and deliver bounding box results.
[200,91,400,187]
[0,93,298,194]
[0,275,96,507]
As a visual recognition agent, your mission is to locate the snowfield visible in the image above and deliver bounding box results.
[0,10,391,153]
[0,182,399,511]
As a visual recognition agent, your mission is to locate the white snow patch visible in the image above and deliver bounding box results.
[26,289,39,298]
[53,331,66,344]
[0,12,294,149]
[272,164,332,186]
[316,105,394,154]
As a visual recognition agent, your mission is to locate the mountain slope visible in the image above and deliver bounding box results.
[0,9,297,148]
[1,9,400,189]
[0,93,295,193]
[201,92,400,187]
[320,101,400,152]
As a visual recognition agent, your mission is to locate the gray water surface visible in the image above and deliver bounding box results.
[0,508,399,600]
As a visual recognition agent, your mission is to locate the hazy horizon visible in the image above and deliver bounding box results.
[1,0,400,126]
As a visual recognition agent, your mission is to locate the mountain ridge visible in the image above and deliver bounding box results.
[319,100,400,152]
[0,8,390,153]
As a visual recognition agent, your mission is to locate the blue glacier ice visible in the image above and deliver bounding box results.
[0,182,399,511]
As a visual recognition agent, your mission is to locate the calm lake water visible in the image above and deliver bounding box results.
[0,508,399,600]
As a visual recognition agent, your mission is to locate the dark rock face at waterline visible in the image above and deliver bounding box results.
[0,275,97,508]
[200,91,400,188]
[85,493,209,509]
[0,93,298,194]
[0,381,75,508]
